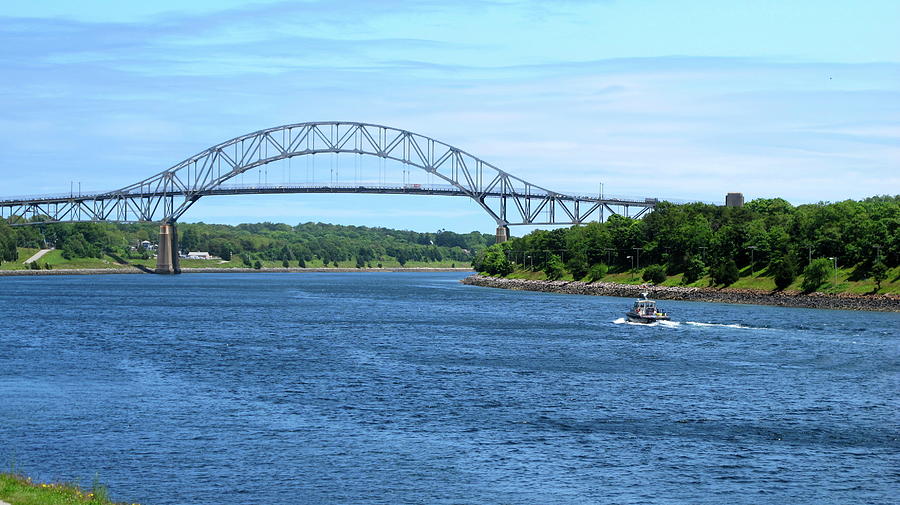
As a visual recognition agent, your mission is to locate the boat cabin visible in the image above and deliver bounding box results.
[632,298,660,316]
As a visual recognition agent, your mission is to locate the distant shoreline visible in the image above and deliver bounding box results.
[0,267,475,276]
[461,275,900,312]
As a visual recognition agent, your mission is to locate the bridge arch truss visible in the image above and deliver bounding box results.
[0,121,657,227]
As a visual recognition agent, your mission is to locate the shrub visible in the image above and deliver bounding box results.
[801,258,831,292]
[282,259,290,268]
[682,256,705,284]
[297,258,306,268]
[872,259,887,290]
[253,260,262,270]
[587,263,608,282]
[474,245,513,276]
[642,264,667,284]
[544,254,565,280]
[566,255,589,280]
[771,255,797,290]
[711,259,739,286]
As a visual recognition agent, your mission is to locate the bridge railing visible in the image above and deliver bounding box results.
[0,182,678,205]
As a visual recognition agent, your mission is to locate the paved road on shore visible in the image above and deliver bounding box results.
[23,248,53,263]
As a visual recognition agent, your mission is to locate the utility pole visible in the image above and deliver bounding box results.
[828,257,838,287]
[748,246,757,277]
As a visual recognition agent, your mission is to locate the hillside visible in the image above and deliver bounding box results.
[0,221,492,271]
[475,196,900,295]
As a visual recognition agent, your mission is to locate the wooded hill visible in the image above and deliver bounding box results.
[0,220,494,269]
[475,196,900,294]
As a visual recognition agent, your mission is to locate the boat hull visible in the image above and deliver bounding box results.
[625,311,671,324]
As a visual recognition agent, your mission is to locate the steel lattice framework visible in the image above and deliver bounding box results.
[0,121,657,226]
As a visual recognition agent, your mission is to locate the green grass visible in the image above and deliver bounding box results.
[0,473,134,505]
[496,264,900,295]
[0,248,39,270]
[1,251,471,271]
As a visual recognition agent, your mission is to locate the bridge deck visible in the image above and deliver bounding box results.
[0,183,657,207]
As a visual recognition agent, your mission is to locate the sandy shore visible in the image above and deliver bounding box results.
[461,274,900,312]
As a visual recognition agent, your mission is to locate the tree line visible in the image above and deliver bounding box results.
[0,219,494,267]
[475,196,899,291]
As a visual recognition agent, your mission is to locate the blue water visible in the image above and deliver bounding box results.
[1,273,897,505]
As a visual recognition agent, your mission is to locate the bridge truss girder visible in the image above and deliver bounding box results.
[0,122,656,226]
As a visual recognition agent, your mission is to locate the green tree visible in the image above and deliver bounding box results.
[60,233,101,259]
[0,221,18,263]
[770,255,797,290]
[801,258,831,293]
[253,260,262,270]
[474,245,513,276]
[682,256,705,284]
[711,259,739,286]
[544,254,565,280]
[642,264,667,284]
[871,259,887,291]
[566,255,589,280]
[587,263,608,282]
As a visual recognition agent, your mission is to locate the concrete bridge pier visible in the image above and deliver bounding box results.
[495,224,509,243]
[155,223,181,274]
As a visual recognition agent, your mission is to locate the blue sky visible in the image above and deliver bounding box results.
[1,0,898,233]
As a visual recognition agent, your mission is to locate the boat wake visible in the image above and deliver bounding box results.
[612,318,762,330]
[612,317,679,327]
[683,321,758,329]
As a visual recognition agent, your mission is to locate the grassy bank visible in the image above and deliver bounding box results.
[0,473,135,505]
[0,248,469,272]
[504,264,900,295]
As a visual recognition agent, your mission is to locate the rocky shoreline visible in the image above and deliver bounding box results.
[0,267,474,276]
[462,274,900,312]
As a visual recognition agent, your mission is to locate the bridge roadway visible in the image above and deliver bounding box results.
[0,183,657,226]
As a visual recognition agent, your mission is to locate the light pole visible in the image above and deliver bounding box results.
[627,255,634,270]
[633,248,641,269]
[700,246,707,262]
[805,244,814,265]
[748,246,757,277]
[828,257,838,287]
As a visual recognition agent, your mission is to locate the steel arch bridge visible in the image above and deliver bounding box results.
[0,121,659,272]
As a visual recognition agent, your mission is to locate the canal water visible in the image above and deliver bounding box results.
[0,272,897,504]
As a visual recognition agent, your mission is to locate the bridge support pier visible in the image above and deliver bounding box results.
[155,224,181,274]
[495,225,509,243]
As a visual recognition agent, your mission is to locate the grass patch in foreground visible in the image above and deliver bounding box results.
[0,473,136,505]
